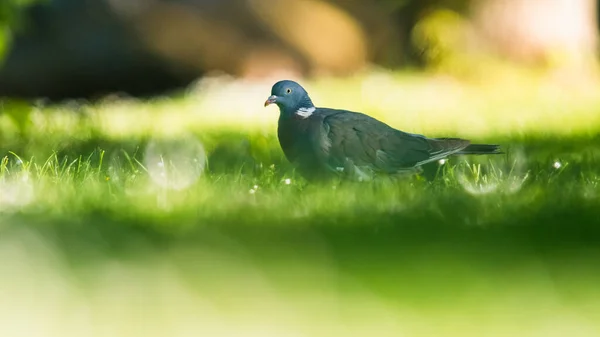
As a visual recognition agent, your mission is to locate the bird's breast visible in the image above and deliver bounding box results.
[277,117,318,166]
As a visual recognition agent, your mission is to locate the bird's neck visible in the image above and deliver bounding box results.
[300,96,314,109]
[280,97,315,119]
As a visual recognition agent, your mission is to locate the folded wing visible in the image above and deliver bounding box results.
[311,109,470,173]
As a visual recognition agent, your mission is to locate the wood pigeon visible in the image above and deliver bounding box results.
[264,80,501,181]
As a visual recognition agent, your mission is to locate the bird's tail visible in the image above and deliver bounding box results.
[456,143,503,155]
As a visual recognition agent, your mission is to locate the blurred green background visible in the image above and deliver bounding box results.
[1,1,600,337]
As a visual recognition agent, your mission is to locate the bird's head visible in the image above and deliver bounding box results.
[264,80,315,118]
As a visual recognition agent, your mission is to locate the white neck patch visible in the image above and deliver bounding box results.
[295,107,316,118]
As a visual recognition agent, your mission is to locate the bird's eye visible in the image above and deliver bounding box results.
[286,88,292,94]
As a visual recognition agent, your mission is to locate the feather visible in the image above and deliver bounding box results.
[269,80,501,181]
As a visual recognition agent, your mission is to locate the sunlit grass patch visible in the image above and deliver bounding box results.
[3,70,600,149]
[0,141,595,230]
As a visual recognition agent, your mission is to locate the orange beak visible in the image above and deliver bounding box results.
[264,95,277,107]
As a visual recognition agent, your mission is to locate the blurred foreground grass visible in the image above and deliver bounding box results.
[1,70,600,337]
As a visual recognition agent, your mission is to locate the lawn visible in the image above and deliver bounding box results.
[1,71,600,337]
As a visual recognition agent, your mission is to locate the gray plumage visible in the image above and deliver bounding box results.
[264,80,501,181]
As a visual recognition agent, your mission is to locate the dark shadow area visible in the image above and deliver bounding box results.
[0,0,199,99]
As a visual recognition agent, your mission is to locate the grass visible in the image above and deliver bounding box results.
[1,71,600,337]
